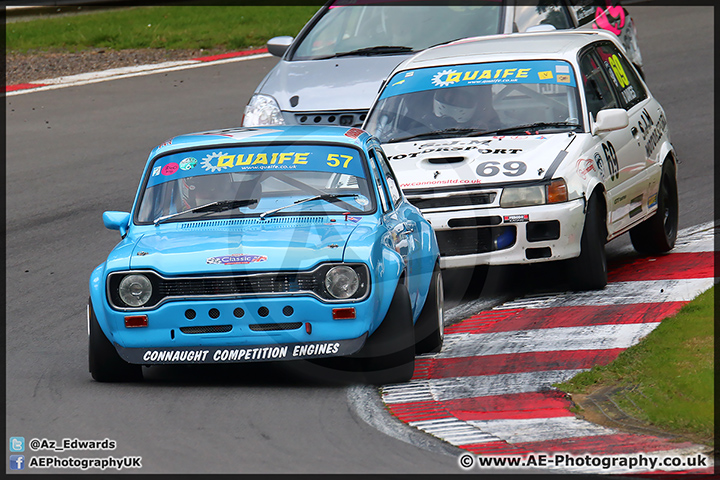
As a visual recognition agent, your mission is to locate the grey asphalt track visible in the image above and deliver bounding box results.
[5,6,713,474]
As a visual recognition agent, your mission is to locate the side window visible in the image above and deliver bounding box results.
[579,50,619,119]
[594,42,647,109]
[375,148,403,208]
[367,150,390,212]
[513,4,573,32]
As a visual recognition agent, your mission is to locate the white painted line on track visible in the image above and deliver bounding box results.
[465,416,618,444]
[6,52,272,96]
[383,369,584,404]
[495,278,714,309]
[437,322,660,358]
[408,418,501,446]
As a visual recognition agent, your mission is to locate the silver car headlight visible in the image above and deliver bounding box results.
[324,266,360,299]
[500,179,568,208]
[118,274,153,307]
[242,94,285,126]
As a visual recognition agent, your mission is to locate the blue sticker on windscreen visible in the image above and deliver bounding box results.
[381,60,576,99]
[148,144,365,187]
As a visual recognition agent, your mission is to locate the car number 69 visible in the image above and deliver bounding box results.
[476,161,527,177]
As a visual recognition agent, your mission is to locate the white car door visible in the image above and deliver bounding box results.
[578,45,647,237]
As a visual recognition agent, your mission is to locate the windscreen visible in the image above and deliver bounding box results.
[292,2,504,60]
[365,60,582,143]
[136,144,375,224]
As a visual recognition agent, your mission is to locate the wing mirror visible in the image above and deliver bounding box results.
[267,36,294,57]
[592,108,629,135]
[103,211,131,237]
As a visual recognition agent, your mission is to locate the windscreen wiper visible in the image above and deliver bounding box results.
[387,127,480,143]
[471,122,582,137]
[259,194,360,220]
[318,46,414,60]
[154,199,258,226]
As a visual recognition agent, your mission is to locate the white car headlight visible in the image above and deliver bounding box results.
[500,179,567,208]
[500,185,546,208]
[242,94,285,126]
[118,274,153,307]
[324,266,360,299]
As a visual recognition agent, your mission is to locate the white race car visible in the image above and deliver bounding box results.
[363,30,678,290]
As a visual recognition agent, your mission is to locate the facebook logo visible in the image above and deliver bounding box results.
[9,455,25,470]
[9,437,24,452]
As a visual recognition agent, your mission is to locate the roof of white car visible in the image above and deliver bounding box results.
[401,30,620,70]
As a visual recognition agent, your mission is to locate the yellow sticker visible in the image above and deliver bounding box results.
[557,74,570,83]
[538,71,554,80]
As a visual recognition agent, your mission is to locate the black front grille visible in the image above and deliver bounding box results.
[436,226,516,256]
[158,274,318,297]
[294,111,367,127]
[180,325,233,334]
[408,192,496,210]
[249,322,303,332]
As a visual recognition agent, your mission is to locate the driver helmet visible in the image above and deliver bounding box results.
[432,86,479,124]
[181,174,234,207]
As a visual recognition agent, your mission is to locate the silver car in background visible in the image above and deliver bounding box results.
[242,0,644,128]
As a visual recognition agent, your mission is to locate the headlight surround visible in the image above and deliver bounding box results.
[324,266,360,299]
[118,274,153,307]
[242,94,285,126]
[500,179,568,208]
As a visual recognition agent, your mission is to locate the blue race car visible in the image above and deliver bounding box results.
[89,125,443,384]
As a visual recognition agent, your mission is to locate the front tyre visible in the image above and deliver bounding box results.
[356,284,415,385]
[414,263,444,354]
[88,300,143,382]
[568,193,608,291]
[630,160,678,254]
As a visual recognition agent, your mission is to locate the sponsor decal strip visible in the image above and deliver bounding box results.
[116,335,366,364]
[381,222,715,473]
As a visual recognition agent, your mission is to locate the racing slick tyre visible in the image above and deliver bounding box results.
[629,160,678,254]
[356,284,416,385]
[414,263,444,355]
[88,300,143,382]
[568,193,608,291]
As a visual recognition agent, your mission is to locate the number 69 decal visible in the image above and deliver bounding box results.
[476,161,527,177]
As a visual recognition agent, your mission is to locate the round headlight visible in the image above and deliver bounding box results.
[118,274,153,307]
[324,266,360,299]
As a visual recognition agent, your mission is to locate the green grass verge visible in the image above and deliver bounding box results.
[556,286,715,444]
[6,5,320,54]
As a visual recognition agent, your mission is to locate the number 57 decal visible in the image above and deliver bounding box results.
[327,153,353,168]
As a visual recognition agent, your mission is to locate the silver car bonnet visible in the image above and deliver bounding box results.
[260,54,414,112]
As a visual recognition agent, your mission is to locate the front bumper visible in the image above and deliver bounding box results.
[100,295,376,364]
[419,198,586,269]
[116,334,367,365]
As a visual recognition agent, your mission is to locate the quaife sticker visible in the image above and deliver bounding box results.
[147,144,366,188]
[381,60,577,100]
[207,254,268,265]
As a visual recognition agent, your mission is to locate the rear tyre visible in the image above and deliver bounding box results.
[630,160,678,254]
[568,193,607,291]
[355,284,415,385]
[88,300,143,382]
[414,264,444,354]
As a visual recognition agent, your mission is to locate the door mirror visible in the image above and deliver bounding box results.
[592,108,629,135]
[103,211,131,237]
[267,36,294,57]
